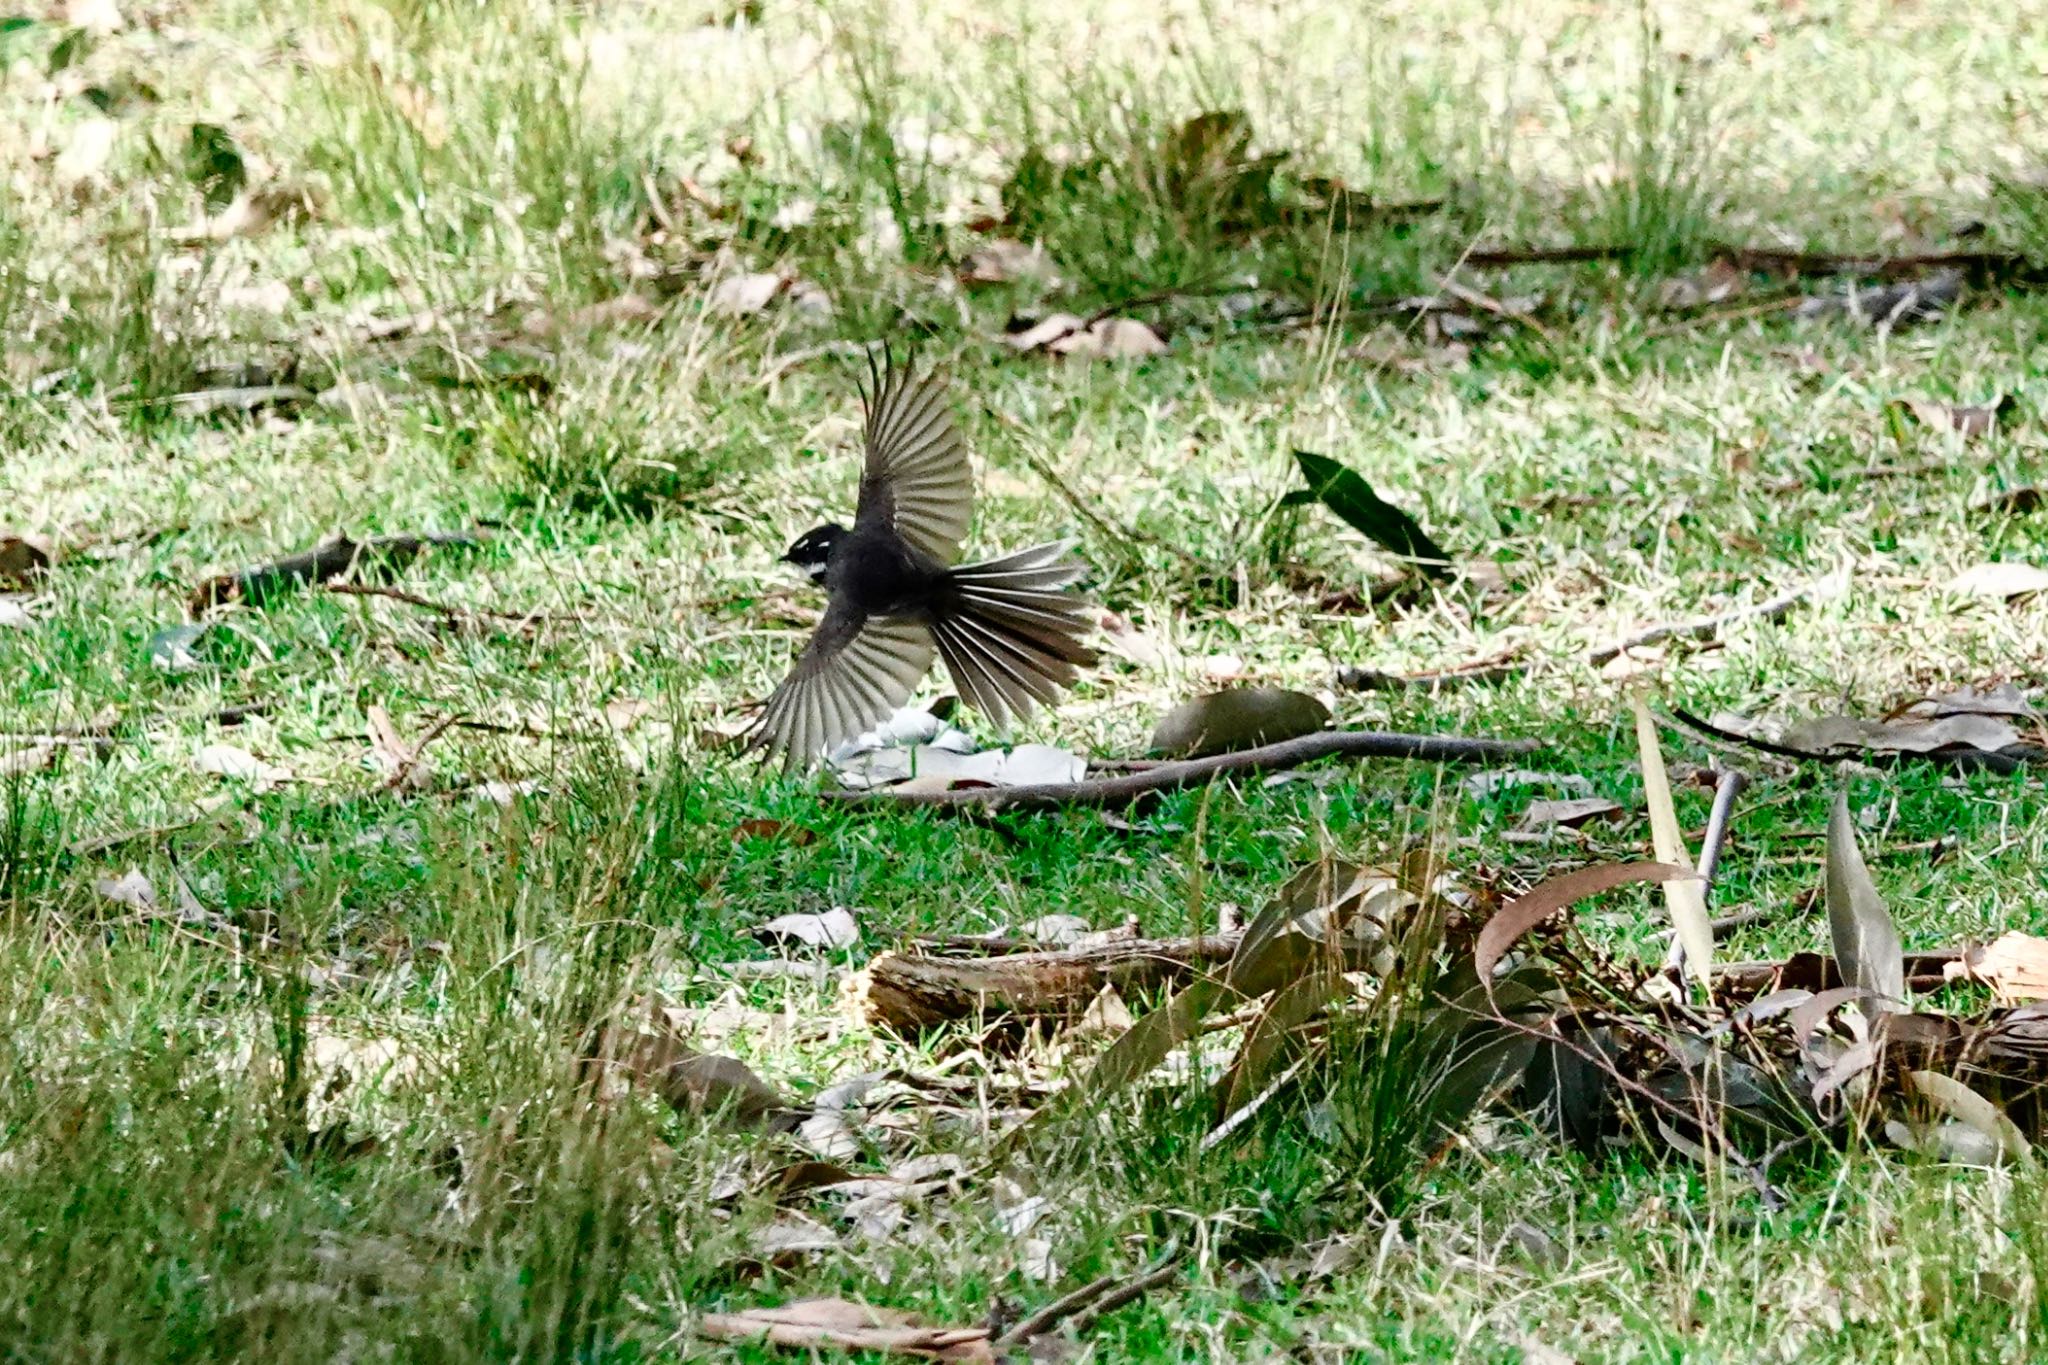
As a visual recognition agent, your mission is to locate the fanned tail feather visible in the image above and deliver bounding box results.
[929,542,1097,731]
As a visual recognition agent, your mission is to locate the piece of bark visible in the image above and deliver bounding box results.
[862,937,1238,1034]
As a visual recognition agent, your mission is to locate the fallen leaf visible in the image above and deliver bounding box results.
[1907,1071,2033,1167]
[697,1297,992,1360]
[755,907,860,952]
[1463,769,1596,799]
[0,600,33,629]
[1793,271,1960,328]
[1474,861,1697,981]
[1515,796,1624,834]
[709,271,788,316]
[1634,698,1713,988]
[1948,561,2048,600]
[0,741,55,776]
[991,743,1086,786]
[364,705,434,792]
[1063,983,1134,1043]
[1825,790,1905,1011]
[1015,914,1092,946]
[1291,450,1451,575]
[1006,313,1168,359]
[54,115,120,182]
[1889,394,2013,438]
[94,869,157,911]
[959,239,1058,287]
[1782,711,2024,757]
[163,184,312,245]
[604,697,655,732]
[1944,932,2048,1004]
[193,742,294,790]
[147,623,211,673]
[1148,687,1330,758]
[0,533,52,587]
[1657,259,1745,310]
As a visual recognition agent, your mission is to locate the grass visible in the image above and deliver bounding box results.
[4,0,2048,1359]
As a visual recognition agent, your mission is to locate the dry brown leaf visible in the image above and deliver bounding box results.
[1474,861,1697,982]
[1783,711,2023,756]
[698,1298,992,1361]
[1945,932,2048,1003]
[1948,561,2048,600]
[0,534,52,587]
[1149,687,1329,759]
[1889,394,2013,438]
[604,697,655,732]
[1824,790,1904,1011]
[1657,259,1745,310]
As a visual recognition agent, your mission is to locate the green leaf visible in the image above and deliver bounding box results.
[1292,450,1450,575]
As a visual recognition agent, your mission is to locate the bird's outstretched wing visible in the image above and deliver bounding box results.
[750,595,936,768]
[852,352,973,566]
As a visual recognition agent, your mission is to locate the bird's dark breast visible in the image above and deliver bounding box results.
[825,525,945,618]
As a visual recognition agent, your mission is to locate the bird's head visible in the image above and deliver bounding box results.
[781,523,846,584]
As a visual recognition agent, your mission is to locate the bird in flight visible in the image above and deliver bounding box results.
[750,353,1096,768]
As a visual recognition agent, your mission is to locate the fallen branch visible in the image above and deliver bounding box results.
[190,531,483,615]
[824,730,1545,813]
[862,937,1238,1034]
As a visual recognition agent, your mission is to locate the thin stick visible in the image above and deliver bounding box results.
[1342,579,1825,690]
[1695,768,1749,887]
[1587,583,1817,665]
[822,729,1544,812]
[993,1243,1185,1350]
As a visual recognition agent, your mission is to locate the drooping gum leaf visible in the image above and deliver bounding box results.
[1631,698,1714,992]
[1825,790,1906,1010]
[1473,860,1697,981]
[1908,1070,2035,1167]
[1293,450,1451,575]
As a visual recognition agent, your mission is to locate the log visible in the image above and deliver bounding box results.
[861,936,1239,1034]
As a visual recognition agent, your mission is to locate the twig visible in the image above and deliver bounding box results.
[324,582,586,624]
[822,729,1545,812]
[1707,244,2043,285]
[1341,580,1825,692]
[993,1243,1186,1350]
[1587,583,1819,666]
[1462,244,1634,268]
[1696,768,1749,888]
[1335,659,1530,692]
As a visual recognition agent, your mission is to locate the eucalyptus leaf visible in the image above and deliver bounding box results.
[1292,450,1451,575]
[1824,790,1905,1010]
[1148,687,1329,758]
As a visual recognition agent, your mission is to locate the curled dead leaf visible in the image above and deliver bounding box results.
[1148,687,1329,759]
